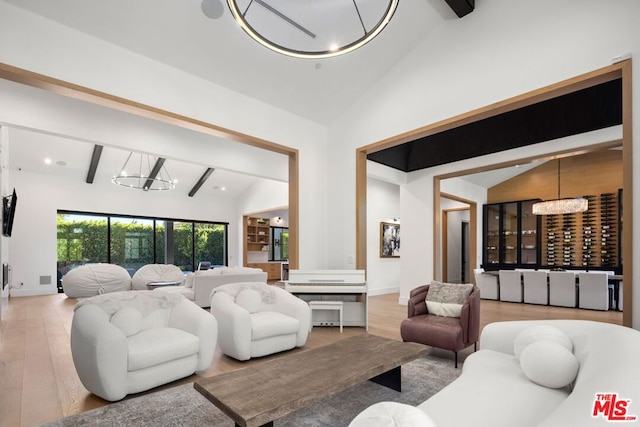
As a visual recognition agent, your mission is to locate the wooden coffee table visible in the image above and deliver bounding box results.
[194,334,427,427]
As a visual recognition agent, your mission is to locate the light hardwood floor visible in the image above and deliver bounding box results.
[0,292,622,427]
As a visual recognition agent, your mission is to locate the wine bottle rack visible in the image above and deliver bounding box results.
[541,191,620,269]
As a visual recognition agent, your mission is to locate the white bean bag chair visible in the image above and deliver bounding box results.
[131,264,185,290]
[62,263,132,298]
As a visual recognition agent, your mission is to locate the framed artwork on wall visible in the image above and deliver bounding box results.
[380,222,400,258]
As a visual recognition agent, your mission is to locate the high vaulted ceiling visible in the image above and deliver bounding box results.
[0,0,471,195]
[2,0,456,125]
[0,77,288,198]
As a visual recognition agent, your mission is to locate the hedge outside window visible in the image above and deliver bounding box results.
[57,211,228,284]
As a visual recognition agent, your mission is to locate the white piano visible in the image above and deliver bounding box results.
[285,270,367,329]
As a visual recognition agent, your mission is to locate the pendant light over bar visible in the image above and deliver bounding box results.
[532,159,588,215]
[227,0,398,59]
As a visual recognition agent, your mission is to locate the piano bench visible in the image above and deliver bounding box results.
[308,300,344,333]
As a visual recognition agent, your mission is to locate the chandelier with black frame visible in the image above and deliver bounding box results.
[226,0,399,59]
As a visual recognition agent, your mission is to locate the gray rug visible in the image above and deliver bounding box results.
[42,355,460,427]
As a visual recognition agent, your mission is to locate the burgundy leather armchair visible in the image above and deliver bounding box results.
[400,284,480,368]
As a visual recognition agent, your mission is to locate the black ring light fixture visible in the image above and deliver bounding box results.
[227,0,399,59]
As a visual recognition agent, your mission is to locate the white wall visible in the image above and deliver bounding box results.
[327,0,640,328]
[8,162,239,296]
[0,1,330,271]
[366,177,400,295]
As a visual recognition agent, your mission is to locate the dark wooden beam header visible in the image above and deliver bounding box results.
[188,167,214,197]
[86,144,103,184]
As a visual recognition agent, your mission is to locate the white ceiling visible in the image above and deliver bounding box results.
[457,162,544,189]
[3,2,624,199]
[2,0,455,125]
[7,127,264,198]
[0,0,465,196]
[0,74,288,199]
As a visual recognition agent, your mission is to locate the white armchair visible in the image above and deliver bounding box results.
[210,282,311,361]
[71,291,217,401]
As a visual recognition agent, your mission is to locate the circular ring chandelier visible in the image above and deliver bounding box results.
[227,0,399,59]
[111,152,176,191]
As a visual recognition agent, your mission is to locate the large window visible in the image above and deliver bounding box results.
[57,213,108,279]
[110,216,155,275]
[172,221,194,272]
[57,211,228,278]
[195,222,226,267]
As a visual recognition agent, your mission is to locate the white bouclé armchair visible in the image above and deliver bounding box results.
[210,282,311,361]
[71,291,217,401]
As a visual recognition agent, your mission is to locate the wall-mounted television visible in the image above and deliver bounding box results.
[2,189,17,237]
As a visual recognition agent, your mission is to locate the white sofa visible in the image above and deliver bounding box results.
[70,291,217,401]
[210,282,311,361]
[157,266,267,307]
[352,320,640,427]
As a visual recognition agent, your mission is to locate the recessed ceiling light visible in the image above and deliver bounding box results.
[44,158,52,165]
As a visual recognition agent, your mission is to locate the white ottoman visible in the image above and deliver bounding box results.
[349,402,437,427]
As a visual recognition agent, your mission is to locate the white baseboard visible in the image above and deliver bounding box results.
[10,286,58,297]
[367,286,399,296]
[398,295,409,305]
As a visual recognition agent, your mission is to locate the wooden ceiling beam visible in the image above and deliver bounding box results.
[85,144,103,184]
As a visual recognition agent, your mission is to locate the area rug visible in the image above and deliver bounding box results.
[42,355,460,427]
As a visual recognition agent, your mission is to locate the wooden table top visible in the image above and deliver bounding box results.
[194,334,427,427]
